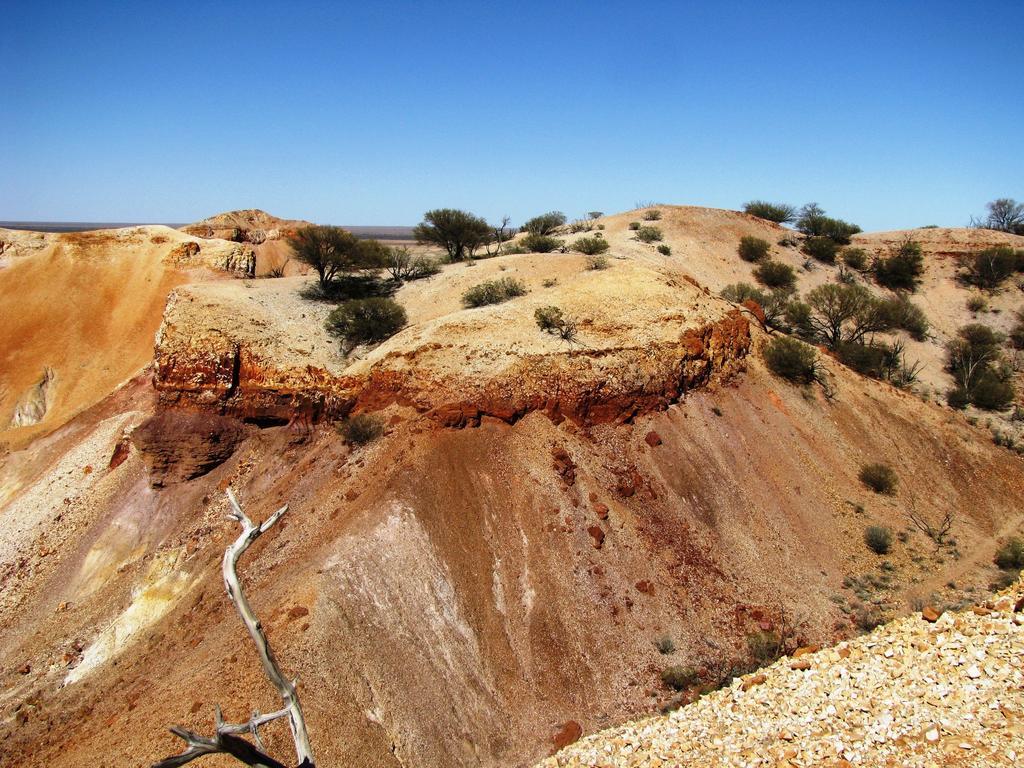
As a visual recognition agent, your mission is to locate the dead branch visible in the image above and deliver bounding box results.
[153,489,314,768]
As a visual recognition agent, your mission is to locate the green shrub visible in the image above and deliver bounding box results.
[535,305,565,332]
[573,236,609,255]
[764,336,817,384]
[643,209,662,221]
[521,234,563,253]
[874,238,924,291]
[339,413,383,445]
[877,294,929,340]
[864,526,893,554]
[721,282,793,327]
[859,463,897,495]
[964,246,1024,290]
[796,203,861,244]
[585,255,610,270]
[1010,310,1024,350]
[753,260,796,289]
[635,226,663,243]
[413,209,493,262]
[661,665,698,690]
[947,323,1016,408]
[966,293,988,313]
[325,298,407,351]
[970,373,1016,411]
[994,537,1024,570]
[462,277,528,307]
[657,244,672,255]
[802,236,839,264]
[738,235,771,262]
[842,248,868,271]
[655,635,676,654]
[522,211,566,236]
[628,221,641,231]
[743,201,797,224]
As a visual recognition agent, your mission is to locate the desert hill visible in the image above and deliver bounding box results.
[0,206,1022,767]
[181,208,311,278]
[0,225,254,449]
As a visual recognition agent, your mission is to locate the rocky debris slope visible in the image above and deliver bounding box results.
[539,579,1024,768]
[152,255,751,426]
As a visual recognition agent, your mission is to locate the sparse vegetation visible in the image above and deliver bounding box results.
[864,526,893,555]
[660,665,698,690]
[628,221,641,231]
[795,283,891,347]
[802,236,839,264]
[1010,309,1024,350]
[994,537,1024,571]
[521,234,563,253]
[746,630,783,666]
[877,293,929,340]
[462,277,528,307]
[325,298,407,351]
[534,305,578,342]
[385,247,440,281]
[413,208,493,262]
[588,211,604,220]
[859,463,897,495]
[973,198,1024,235]
[836,339,922,388]
[874,238,924,291]
[752,260,796,289]
[841,248,868,271]
[573,236,610,255]
[743,200,797,224]
[946,323,1016,410]
[721,283,794,327]
[657,244,672,256]
[338,413,384,445]
[289,225,384,288]
[795,203,861,244]
[585,255,610,270]
[635,225,663,243]
[522,211,567,236]
[764,336,818,384]
[962,246,1024,291]
[967,293,989,313]
[655,635,676,655]
[738,235,771,262]
[643,209,662,221]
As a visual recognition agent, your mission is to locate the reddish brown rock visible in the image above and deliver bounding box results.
[287,605,309,621]
[108,435,132,470]
[131,410,248,487]
[741,673,766,691]
[593,503,609,520]
[921,606,942,623]
[644,430,663,447]
[551,720,583,752]
[635,580,655,595]
[587,526,605,549]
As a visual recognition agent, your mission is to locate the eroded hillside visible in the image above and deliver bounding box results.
[1,207,1022,768]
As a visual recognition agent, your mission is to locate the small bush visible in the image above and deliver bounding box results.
[534,305,565,332]
[877,294,929,340]
[338,413,383,445]
[643,209,662,221]
[628,221,641,231]
[462,277,528,307]
[970,373,1016,411]
[859,463,897,495]
[764,336,817,384]
[521,234,563,253]
[864,526,893,555]
[573,236,610,255]
[743,201,797,224]
[796,204,861,244]
[585,255,610,270]
[655,635,676,655]
[842,248,868,271]
[325,298,407,351]
[738,235,771,262]
[635,226,663,243]
[542,277,558,288]
[522,211,566,236]
[994,537,1024,570]
[1010,310,1024,349]
[967,293,988,313]
[802,236,839,264]
[874,238,924,291]
[964,246,1024,290]
[660,665,698,690]
[753,260,797,289]
[657,244,672,256]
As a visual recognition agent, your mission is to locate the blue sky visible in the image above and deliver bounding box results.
[3,0,1021,230]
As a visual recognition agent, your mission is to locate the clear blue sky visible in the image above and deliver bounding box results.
[3,0,1021,230]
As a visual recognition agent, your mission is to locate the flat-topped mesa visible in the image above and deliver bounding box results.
[152,257,752,426]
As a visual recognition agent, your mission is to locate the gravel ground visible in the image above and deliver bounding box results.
[539,578,1024,767]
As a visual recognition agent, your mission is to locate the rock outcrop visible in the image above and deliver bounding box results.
[130,409,248,486]
[9,368,56,427]
[152,258,752,426]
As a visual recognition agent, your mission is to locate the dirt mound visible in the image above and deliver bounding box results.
[539,578,1024,767]
[131,410,248,486]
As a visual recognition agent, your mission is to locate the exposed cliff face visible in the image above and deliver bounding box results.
[151,257,752,426]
